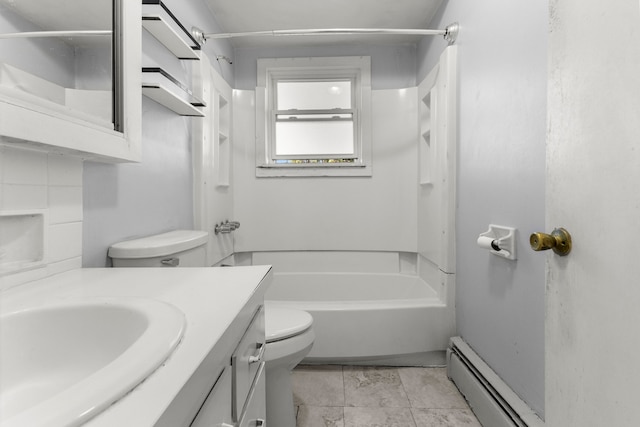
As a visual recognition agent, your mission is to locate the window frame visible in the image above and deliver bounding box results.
[272,76,357,161]
[256,56,372,177]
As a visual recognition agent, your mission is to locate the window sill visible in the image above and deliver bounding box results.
[256,163,371,178]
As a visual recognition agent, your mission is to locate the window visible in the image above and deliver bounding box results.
[256,57,372,177]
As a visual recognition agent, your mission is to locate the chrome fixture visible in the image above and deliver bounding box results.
[191,22,459,46]
[214,220,241,235]
[214,222,232,234]
[216,55,233,65]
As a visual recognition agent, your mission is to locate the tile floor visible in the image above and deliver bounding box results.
[292,365,482,427]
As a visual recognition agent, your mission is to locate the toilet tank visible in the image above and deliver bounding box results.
[109,230,209,268]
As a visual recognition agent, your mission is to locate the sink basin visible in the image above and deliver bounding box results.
[0,298,185,427]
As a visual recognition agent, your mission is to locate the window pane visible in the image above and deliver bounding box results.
[277,81,351,110]
[275,121,354,156]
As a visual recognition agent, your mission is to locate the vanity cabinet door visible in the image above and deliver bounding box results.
[232,306,265,420]
[238,362,266,427]
[190,367,233,427]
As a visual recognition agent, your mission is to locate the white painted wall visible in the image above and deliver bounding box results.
[417,1,548,418]
[234,44,417,90]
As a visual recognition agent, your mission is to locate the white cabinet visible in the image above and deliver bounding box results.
[189,368,233,427]
[238,364,266,427]
[190,306,266,427]
[232,307,265,420]
[0,0,142,162]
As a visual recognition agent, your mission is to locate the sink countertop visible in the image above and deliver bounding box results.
[0,265,272,426]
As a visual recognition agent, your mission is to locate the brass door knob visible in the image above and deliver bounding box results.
[530,228,572,256]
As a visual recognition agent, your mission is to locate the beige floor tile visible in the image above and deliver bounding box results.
[344,407,416,427]
[293,365,345,407]
[398,368,468,409]
[344,366,411,408]
[297,406,345,427]
[411,408,482,427]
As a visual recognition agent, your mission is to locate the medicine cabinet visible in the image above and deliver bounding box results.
[0,0,141,162]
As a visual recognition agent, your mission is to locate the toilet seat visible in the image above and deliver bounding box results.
[265,306,313,343]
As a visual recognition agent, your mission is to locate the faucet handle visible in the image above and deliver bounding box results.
[214,222,233,235]
[228,220,241,230]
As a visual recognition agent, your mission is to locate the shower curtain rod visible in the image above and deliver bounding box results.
[0,30,111,39]
[193,22,458,45]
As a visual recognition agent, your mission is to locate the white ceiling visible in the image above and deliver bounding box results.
[202,0,445,48]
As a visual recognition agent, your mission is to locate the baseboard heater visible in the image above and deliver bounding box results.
[447,337,544,427]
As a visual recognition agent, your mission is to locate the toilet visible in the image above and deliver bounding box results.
[108,230,314,427]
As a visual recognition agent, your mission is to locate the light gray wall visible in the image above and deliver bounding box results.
[234,44,417,90]
[82,0,233,267]
[82,98,195,267]
[417,0,547,418]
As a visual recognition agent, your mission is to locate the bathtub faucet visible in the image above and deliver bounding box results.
[214,222,233,234]
[215,220,241,234]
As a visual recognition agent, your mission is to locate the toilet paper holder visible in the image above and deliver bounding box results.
[477,225,517,260]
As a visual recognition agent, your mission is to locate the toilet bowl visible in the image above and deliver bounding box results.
[264,304,314,427]
[108,230,314,427]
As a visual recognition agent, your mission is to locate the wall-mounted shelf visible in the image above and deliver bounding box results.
[419,90,434,185]
[142,0,200,60]
[142,68,205,116]
[216,94,231,187]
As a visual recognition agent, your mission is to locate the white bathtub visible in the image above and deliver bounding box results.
[264,272,454,365]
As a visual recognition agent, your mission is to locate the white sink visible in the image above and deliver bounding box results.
[0,298,186,427]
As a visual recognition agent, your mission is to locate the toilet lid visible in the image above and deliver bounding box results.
[265,307,313,343]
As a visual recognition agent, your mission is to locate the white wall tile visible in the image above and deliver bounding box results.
[47,154,83,186]
[0,266,48,291]
[48,222,82,263]
[1,147,48,185]
[47,257,82,277]
[0,184,48,210]
[1,146,84,288]
[48,186,83,224]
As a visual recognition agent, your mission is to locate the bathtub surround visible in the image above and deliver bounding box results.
[233,87,418,253]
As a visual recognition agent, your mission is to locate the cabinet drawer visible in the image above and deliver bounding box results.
[232,305,265,420]
[239,362,266,427]
[190,367,232,427]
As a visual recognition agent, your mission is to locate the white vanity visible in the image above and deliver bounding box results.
[0,266,271,426]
